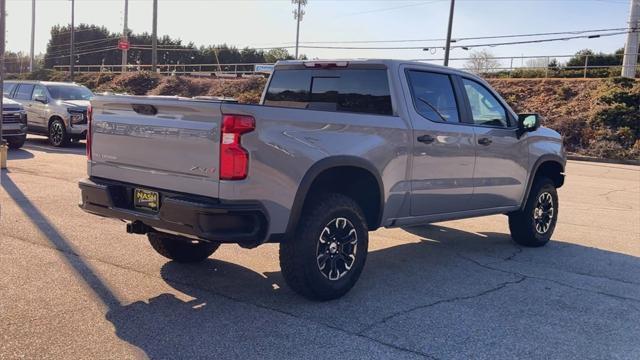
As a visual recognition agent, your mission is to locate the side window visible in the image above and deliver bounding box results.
[462,78,508,127]
[3,83,16,97]
[264,70,311,109]
[14,84,35,101]
[32,85,46,100]
[264,69,393,116]
[406,70,460,123]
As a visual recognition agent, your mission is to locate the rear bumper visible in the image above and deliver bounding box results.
[79,177,269,245]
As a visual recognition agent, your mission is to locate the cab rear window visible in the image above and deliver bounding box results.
[264,69,392,116]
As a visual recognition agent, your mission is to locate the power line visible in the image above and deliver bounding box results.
[254,27,628,46]
[251,30,635,51]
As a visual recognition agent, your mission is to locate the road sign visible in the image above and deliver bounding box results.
[254,64,274,73]
[118,40,130,50]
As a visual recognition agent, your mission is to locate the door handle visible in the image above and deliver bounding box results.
[417,134,435,144]
[478,137,492,146]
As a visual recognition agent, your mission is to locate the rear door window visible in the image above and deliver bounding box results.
[264,69,393,116]
[406,70,460,123]
[14,84,35,101]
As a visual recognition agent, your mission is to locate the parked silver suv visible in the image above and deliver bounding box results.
[4,81,93,147]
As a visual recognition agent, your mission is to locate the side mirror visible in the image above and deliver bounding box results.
[34,95,48,104]
[516,113,541,138]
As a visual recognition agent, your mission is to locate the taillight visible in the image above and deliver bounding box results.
[86,104,93,160]
[220,114,255,180]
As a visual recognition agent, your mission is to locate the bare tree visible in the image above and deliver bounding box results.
[464,50,500,74]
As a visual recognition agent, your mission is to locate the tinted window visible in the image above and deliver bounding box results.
[3,83,16,97]
[406,70,460,123]
[264,69,392,115]
[32,85,46,100]
[462,78,508,127]
[14,84,35,100]
[46,85,93,100]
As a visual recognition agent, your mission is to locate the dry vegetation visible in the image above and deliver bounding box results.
[10,70,638,159]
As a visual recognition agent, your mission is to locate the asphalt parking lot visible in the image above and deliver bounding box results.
[1,135,639,359]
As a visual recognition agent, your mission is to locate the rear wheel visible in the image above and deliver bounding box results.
[48,119,69,147]
[148,232,220,263]
[7,135,26,149]
[280,193,369,301]
[508,177,558,247]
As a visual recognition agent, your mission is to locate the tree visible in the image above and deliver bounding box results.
[264,48,294,63]
[464,50,500,74]
[565,48,637,68]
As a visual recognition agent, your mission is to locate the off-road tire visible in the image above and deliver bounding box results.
[48,119,70,147]
[509,177,558,247]
[280,193,369,301]
[148,232,220,263]
[7,135,26,149]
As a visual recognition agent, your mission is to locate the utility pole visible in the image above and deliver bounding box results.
[121,0,128,73]
[1,0,6,168]
[443,0,455,67]
[69,0,75,81]
[621,0,639,78]
[29,0,35,72]
[151,0,158,72]
[292,0,307,60]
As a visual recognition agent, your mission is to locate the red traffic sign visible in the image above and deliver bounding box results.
[118,40,130,50]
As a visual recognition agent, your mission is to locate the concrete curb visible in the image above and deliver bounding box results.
[567,154,640,166]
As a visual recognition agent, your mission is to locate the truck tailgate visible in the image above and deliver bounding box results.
[89,95,222,198]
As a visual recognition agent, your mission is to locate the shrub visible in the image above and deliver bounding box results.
[207,77,266,103]
[99,71,161,95]
[148,76,213,97]
[556,85,576,100]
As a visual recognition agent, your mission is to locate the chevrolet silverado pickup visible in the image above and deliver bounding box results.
[79,60,566,300]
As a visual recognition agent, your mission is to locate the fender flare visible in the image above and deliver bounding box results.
[284,156,385,237]
[520,154,566,210]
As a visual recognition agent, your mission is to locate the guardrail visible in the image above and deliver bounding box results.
[51,53,640,78]
[53,63,275,77]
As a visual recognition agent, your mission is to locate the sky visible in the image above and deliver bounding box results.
[4,0,635,68]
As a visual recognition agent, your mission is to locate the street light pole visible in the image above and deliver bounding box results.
[69,0,75,81]
[152,0,158,72]
[443,0,455,67]
[292,0,307,60]
[621,0,639,78]
[122,0,128,73]
[30,0,36,72]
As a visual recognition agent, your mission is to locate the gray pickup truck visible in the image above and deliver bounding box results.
[79,60,565,300]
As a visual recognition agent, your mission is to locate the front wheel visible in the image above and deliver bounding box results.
[508,177,558,247]
[279,193,369,301]
[48,119,69,147]
[148,232,220,263]
[7,135,26,149]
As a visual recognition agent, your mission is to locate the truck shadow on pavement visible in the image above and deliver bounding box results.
[105,226,640,359]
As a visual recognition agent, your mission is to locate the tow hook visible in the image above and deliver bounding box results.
[126,221,150,235]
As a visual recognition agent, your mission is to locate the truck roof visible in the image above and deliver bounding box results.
[274,59,472,77]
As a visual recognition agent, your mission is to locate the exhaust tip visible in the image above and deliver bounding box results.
[126,221,150,235]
